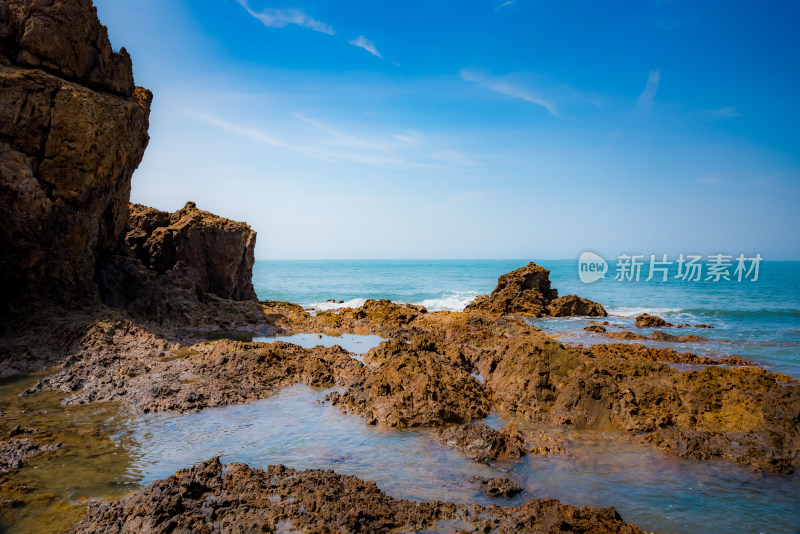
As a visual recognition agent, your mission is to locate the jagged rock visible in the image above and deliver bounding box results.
[634,313,673,328]
[584,324,607,333]
[470,476,525,498]
[465,262,605,317]
[0,0,151,319]
[70,458,645,534]
[433,422,526,463]
[328,336,490,427]
[548,294,607,317]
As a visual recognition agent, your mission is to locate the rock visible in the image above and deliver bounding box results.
[650,330,706,343]
[328,336,490,427]
[70,458,645,534]
[549,294,607,317]
[94,202,259,325]
[584,324,607,333]
[465,262,605,317]
[433,422,526,463]
[603,330,650,340]
[470,476,525,498]
[0,0,151,320]
[634,313,673,328]
[0,437,60,474]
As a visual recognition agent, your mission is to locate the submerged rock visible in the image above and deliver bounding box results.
[465,262,606,317]
[470,476,525,498]
[433,422,526,463]
[70,458,645,534]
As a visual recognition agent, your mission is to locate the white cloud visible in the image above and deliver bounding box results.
[235,0,334,35]
[460,68,559,117]
[637,69,660,112]
[709,106,739,118]
[495,1,517,11]
[348,35,383,58]
[393,131,424,146]
[431,150,475,167]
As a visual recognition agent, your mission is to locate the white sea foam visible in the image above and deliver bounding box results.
[418,291,482,312]
[306,298,367,312]
[607,306,685,318]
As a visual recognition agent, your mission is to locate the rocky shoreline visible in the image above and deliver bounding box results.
[2,1,799,533]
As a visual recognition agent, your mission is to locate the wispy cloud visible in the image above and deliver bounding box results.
[348,35,383,58]
[707,106,739,119]
[187,110,470,171]
[637,69,660,112]
[394,131,424,146]
[460,68,559,117]
[235,0,334,35]
[495,0,517,11]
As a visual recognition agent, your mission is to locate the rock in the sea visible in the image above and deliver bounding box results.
[634,313,673,328]
[70,458,645,534]
[433,422,526,463]
[470,476,525,498]
[465,262,606,317]
[329,336,490,427]
[0,0,151,317]
[584,324,607,333]
[548,294,607,317]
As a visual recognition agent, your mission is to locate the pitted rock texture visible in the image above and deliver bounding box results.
[70,458,645,534]
[465,262,606,317]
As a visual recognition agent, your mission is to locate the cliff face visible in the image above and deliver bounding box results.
[0,0,152,313]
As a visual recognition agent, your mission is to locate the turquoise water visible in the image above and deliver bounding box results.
[253,260,800,376]
[123,385,800,534]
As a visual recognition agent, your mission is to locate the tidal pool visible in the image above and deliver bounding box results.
[2,379,800,534]
[253,333,386,355]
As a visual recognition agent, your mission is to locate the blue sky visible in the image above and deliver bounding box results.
[95,0,800,260]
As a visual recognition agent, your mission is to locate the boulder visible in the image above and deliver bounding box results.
[465,262,606,317]
[634,313,673,328]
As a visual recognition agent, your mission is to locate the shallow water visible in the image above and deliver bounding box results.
[2,379,800,533]
[122,385,800,534]
[252,333,385,355]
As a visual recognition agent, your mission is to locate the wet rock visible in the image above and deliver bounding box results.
[650,330,707,343]
[634,313,673,328]
[588,343,750,366]
[0,437,60,474]
[0,0,151,319]
[434,422,526,463]
[329,336,490,427]
[548,294,607,317]
[584,325,607,333]
[70,458,645,534]
[470,476,524,498]
[525,430,571,456]
[465,262,605,317]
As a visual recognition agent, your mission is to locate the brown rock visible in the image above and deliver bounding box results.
[549,294,607,317]
[470,476,525,498]
[584,324,607,333]
[0,0,151,319]
[465,262,605,317]
[328,336,490,427]
[634,313,673,328]
[70,458,645,534]
[434,422,526,463]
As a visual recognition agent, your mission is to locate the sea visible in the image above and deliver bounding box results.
[253,259,800,377]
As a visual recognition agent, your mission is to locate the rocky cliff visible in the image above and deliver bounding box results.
[0,0,151,316]
[464,261,607,317]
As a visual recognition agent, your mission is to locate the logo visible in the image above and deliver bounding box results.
[578,251,608,284]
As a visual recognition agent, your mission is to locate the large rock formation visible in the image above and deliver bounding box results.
[0,0,152,317]
[465,262,607,317]
[71,458,645,534]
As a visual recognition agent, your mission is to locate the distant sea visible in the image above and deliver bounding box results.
[252,260,800,377]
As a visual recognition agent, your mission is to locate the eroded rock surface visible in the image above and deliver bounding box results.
[465,262,606,317]
[433,422,526,463]
[70,458,645,534]
[0,0,151,318]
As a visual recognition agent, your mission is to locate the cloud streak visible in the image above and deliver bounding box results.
[235,0,334,35]
[348,35,383,58]
[637,69,660,111]
[460,68,559,117]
